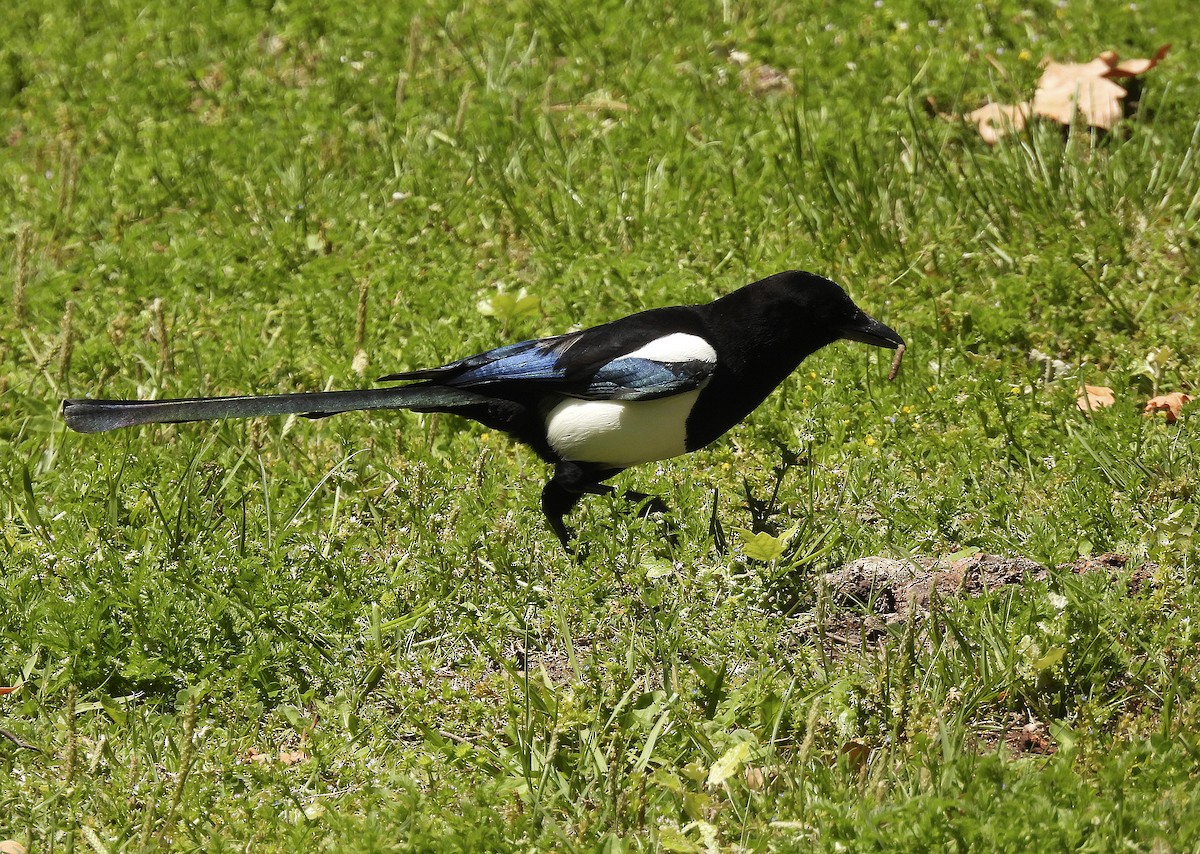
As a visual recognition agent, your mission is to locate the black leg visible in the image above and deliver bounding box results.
[622,490,670,517]
[540,462,622,550]
[540,480,583,548]
[622,490,680,547]
[540,463,679,552]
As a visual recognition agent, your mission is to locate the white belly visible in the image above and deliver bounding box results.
[544,391,700,468]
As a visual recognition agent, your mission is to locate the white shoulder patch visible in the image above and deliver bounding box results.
[620,333,717,365]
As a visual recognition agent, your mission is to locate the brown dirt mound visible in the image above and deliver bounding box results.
[810,552,1155,651]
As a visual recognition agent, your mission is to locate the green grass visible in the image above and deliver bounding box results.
[4,0,1200,849]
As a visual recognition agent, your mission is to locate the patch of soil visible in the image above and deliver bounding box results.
[806,552,1156,655]
[823,553,1046,621]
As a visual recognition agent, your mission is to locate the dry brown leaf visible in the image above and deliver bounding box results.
[1143,391,1193,423]
[1033,45,1170,130]
[963,102,1031,144]
[243,747,271,765]
[0,841,27,854]
[952,45,1169,142]
[840,740,872,770]
[1037,56,1116,93]
[0,686,16,696]
[1107,44,1173,78]
[278,748,309,766]
[1077,385,1115,413]
[1033,74,1127,128]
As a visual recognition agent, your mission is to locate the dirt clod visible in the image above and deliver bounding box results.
[809,552,1156,656]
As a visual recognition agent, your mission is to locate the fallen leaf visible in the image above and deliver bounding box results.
[1032,45,1170,130]
[279,748,309,766]
[840,740,872,771]
[962,102,1031,144]
[1143,392,1193,423]
[1033,73,1126,129]
[1105,44,1173,78]
[1037,55,1117,94]
[243,747,271,765]
[950,45,1169,142]
[0,841,27,854]
[1076,385,1115,413]
[0,686,17,696]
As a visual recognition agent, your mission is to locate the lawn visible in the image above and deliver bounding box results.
[3,0,1200,850]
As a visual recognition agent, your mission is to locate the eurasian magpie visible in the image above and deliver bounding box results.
[62,270,904,547]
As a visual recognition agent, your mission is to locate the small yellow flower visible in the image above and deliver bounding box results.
[1010,385,1022,395]
[927,385,937,394]
[865,435,877,447]
[1018,49,1031,61]
[481,432,491,443]
[901,405,913,414]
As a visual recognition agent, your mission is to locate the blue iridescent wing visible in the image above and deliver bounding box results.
[380,321,716,400]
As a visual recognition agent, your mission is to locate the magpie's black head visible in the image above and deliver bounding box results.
[766,270,905,351]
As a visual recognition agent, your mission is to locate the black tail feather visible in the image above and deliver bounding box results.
[61,385,491,434]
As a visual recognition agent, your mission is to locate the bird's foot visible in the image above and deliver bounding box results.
[623,490,669,518]
[624,491,679,547]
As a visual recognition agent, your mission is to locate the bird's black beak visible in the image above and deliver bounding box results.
[840,311,904,349]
